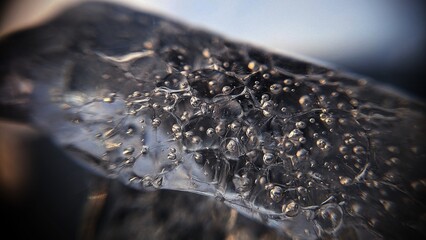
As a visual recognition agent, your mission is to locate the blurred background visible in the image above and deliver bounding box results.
[1,0,425,98]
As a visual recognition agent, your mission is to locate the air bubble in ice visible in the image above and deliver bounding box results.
[263,152,275,165]
[233,174,252,194]
[269,186,284,202]
[315,203,343,234]
[152,118,161,128]
[283,200,299,217]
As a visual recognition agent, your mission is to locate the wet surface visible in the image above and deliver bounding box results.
[0,2,425,239]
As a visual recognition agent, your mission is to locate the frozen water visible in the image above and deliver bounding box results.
[0,2,425,239]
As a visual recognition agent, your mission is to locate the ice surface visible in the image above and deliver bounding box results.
[0,2,425,239]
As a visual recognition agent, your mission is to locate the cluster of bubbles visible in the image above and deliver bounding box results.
[3,4,423,239]
[46,38,424,240]
[52,48,378,238]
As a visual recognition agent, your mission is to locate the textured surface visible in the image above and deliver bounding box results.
[0,2,425,239]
